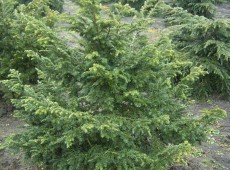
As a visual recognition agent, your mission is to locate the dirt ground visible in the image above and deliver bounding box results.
[216,3,230,19]
[0,98,41,170]
[189,100,230,170]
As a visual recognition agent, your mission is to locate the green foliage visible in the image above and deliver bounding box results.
[100,0,146,10]
[48,0,64,12]
[162,7,204,26]
[122,0,146,10]
[0,0,18,95]
[174,0,216,18]
[16,0,31,4]
[112,3,137,16]
[143,0,230,98]
[0,0,17,53]
[171,18,230,98]
[16,0,64,12]
[0,0,17,54]
[0,0,60,99]
[2,0,227,169]
[142,0,203,26]
[17,0,59,27]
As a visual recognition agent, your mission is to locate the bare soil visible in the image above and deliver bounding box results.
[216,3,230,19]
[189,100,230,170]
[0,104,35,170]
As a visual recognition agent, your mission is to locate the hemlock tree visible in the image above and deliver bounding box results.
[0,0,60,86]
[174,0,217,18]
[143,0,205,26]
[16,0,64,12]
[121,0,146,10]
[3,0,226,169]
[171,19,230,97]
[100,0,146,10]
[0,0,17,97]
[0,0,17,80]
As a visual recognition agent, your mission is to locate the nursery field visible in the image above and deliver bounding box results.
[1,0,230,169]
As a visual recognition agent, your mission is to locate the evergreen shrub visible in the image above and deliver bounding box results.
[2,0,227,169]
[100,0,146,10]
[174,0,216,18]
[0,0,18,96]
[0,0,60,96]
[171,18,230,97]
[143,0,230,98]
[16,0,64,12]
[142,0,202,26]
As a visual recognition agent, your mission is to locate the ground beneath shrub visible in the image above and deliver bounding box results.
[216,3,230,19]
[187,100,230,170]
[0,107,36,170]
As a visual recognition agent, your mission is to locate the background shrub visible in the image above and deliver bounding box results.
[171,18,230,98]
[16,0,64,12]
[100,0,146,10]
[0,0,60,100]
[174,0,216,18]
[143,0,202,26]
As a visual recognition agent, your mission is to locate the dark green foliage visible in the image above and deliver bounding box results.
[2,0,227,169]
[17,0,59,26]
[174,0,216,18]
[0,0,59,96]
[16,0,31,4]
[100,0,146,10]
[112,3,137,17]
[48,0,64,12]
[122,0,146,10]
[143,0,202,26]
[0,0,17,66]
[16,0,64,12]
[144,0,230,98]
[162,7,204,25]
[171,19,230,97]
[0,0,18,96]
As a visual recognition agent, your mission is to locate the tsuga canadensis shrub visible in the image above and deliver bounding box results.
[174,0,217,18]
[16,0,64,12]
[138,0,230,98]
[0,0,60,99]
[141,0,202,26]
[100,0,147,10]
[2,0,227,169]
[171,18,230,98]
[149,0,228,20]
